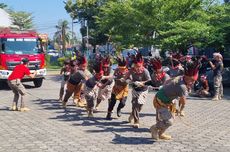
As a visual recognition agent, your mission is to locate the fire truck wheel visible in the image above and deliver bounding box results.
[33,78,43,88]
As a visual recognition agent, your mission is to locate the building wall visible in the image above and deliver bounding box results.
[0,8,12,27]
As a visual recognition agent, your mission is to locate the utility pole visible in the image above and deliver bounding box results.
[71,18,74,46]
[86,20,89,57]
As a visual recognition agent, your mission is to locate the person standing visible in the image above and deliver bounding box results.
[7,58,37,111]
[150,59,200,140]
[209,53,224,100]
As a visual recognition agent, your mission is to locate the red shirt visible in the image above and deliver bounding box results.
[8,64,31,80]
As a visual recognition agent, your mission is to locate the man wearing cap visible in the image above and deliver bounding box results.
[150,59,200,140]
[209,53,224,100]
[7,58,37,111]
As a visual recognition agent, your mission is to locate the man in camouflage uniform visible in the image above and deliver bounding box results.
[209,53,224,101]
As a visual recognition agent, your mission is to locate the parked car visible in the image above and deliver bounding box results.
[47,50,59,57]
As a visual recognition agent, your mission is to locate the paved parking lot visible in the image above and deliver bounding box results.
[0,75,230,152]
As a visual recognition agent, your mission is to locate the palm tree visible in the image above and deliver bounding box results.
[53,20,71,52]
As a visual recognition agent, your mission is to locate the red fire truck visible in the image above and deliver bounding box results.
[0,28,46,87]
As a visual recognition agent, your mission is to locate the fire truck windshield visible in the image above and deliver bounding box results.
[0,38,42,55]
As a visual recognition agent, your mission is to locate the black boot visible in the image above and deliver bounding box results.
[117,97,126,117]
[117,109,121,117]
[106,112,112,120]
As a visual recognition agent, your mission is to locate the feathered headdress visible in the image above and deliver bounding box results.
[150,57,162,71]
[184,58,200,80]
[93,61,104,80]
[171,58,180,68]
[133,52,144,65]
[77,56,87,65]
[102,55,111,67]
[116,56,127,67]
[172,52,183,61]
[93,61,103,74]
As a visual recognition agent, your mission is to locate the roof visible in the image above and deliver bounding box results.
[0,28,37,38]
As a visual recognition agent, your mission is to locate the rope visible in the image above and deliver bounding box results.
[26,91,44,101]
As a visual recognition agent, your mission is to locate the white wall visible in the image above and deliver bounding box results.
[0,8,12,27]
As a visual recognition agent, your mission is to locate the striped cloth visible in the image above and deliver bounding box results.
[97,81,114,101]
[131,89,148,104]
[84,85,99,99]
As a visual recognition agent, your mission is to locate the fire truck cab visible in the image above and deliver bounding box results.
[0,28,46,87]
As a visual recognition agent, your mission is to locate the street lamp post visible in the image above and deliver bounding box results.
[86,20,89,55]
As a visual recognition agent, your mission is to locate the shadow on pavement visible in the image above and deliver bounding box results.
[33,98,156,145]
[111,132,154,144]
[33,99,86,122]
[0,106,11,111]
[45,75,62,83]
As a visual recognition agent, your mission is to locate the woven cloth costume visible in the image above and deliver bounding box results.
[106,57,129,119]
[128,53,151,128]
[150,58,200,140]
[62,56,92,108]
[96,56,114,109]
[85,61,104,117]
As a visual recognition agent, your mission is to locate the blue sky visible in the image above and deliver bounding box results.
[0,0,81,39]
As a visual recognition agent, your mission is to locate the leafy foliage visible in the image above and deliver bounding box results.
[53,20,71,52]
[65,0,230,53]
[64,0,110,51]
[0,3,7,9]
[10,11,34,30]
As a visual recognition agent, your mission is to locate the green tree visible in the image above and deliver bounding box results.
[197,2,230,52]
[64,0,110,52]
[53,20,71,52]
[9,11,33,30]
[96,0,226,53]
[0,3,8,9]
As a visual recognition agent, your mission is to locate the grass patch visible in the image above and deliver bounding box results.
[47,65,61,70]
